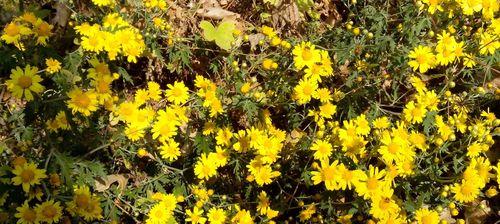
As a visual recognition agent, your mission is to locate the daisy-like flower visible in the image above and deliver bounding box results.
[66,88,99,116]
[310,139,333,160]
[292,41,321,70]
[1,22,31,49]
[45,58,61,74]
[194,153,218,180]
[354,165,390,200]
[185,207,206,224]
[451,180,481,203]
[11,162,47,193]
[414,208,440,224]
[311,159,341,190]
[146,201,175,224]
[160,139,181,161]
[91,0,115,7]
[6,65,44,101]
[408,45,435,73]
[165,81,190,105]
[294,78,318,105]
[207,208,226,224]
[35,200,63,224]
[15,202,38,224]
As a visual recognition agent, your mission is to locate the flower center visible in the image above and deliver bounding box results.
[366,177,379,190]
[36,23,51,36]
[323,166,336,181]
[5,23,20,36]
[20,169,35,183]
[75,93,91,108]
[421,215,434,224]
[17,75,33,89]
[75,194,90,208]
[387,142,399,154]
[461,183,473,195]
[416,54,427,64]
[302,48,313,61]
[22,209,37,222]
[42,206,57,218]
[379,198,391,210]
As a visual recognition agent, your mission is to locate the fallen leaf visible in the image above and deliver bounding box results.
[196,7,240,20]
[52,2,71,27]
[465,200,492,224]
[95,174,129,192]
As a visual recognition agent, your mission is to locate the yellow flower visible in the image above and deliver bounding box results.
[215,127,233,146]
[11,162,47,193]
[294,78,318,105]
[292,41,321,70]
[91,0,115,7]
[479,32,500,55]
[414,208,440,224]
[1,22,31,49]
[66,185,103,221]
[310,139,333,160]
[452,180,481,203]
[354,165,390,200]
[146,201,175,224]
[160,139,181,161]
[253,165,280,186]
[151,109,180,141]
[403,101,427,124]
[35,200,62,224]
[165,81,190,105]
[373,116,391,129]
[15,202,38,224]
[33,20,53,45]
[421,0,444,14]
[408,45,435,73]
[311,159,341,190]
[207,208,226,224]
[369,193,400,220]
[67,88,99,116]
[337,163,363,190]
[185,207,206,224]
[147,81,162,101]
[194,153,217,180]
[45,58,61,74]
[6,65,44,101]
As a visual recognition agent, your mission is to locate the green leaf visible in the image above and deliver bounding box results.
[199,20,235,50]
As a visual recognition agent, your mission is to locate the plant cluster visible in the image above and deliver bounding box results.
[0,0,499,223]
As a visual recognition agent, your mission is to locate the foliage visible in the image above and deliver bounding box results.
[0,0,499,223]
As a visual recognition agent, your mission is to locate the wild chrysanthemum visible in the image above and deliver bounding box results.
[408,45,435,73]
[310,139,333,160]
[11,162,47,193]
[35,200,63,224]
[403,101,427,124]
[15,202,38,224]
[165,81,190,105]
[67,88,99,116]
[311,159,341,190]
[45,58,61,74]
[160,139,181,161]
[369,194,400,220]
[207,208,226,224]
[414,208,440,224]
[292,41,321,70]
[185,207,206,224]
[194,153,217,180]
[354,165,390,200]
[294,78,318,105]
[451,180,481,203]
[6,65,44,101]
